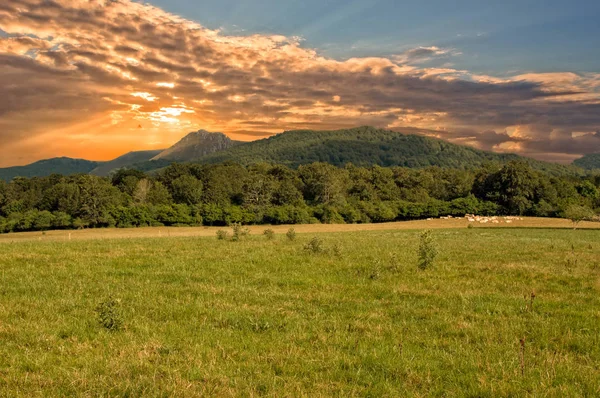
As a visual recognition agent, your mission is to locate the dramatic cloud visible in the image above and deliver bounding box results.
[0,0,599,166]
[394,46,459,64]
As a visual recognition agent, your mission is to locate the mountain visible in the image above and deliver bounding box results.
[0,157,101,182]
[573,153,600,170]
[90,150,164,177]
[151,130,239,162]
[0,127,582,181]
[197,126,578,175]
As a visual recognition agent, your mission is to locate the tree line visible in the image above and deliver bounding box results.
[0,161,598,233]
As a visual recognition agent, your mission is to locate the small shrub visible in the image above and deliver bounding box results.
[332,242,343,257]
[523,291,536,312]
[467,223,474,229]
[304,237,324,254]
[231,223,250,241]
[370,268,381,280]
[386,253,401,273]
[263,229,275,240]
[356,255,402,279]
[368,262,382,280]
[95,296,123,331]
[216,230,229,240]
[286,228,297,241]
[417,230,438,270]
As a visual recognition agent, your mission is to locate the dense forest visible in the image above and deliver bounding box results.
[198,127,580,176]
[574,153,600,170]
[0,160,598,233]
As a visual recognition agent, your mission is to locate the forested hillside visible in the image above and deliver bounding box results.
[1,160,598,233]
[0,158,101,182]
[199,126,578,176]
[574,153,600,170]
[0,127,583,180]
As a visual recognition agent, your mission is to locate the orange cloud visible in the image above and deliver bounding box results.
[0,0,599,166]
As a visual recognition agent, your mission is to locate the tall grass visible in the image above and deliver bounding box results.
[0,228,598,396]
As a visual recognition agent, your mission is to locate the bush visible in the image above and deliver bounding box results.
[263,229,275,240]
[339,204,363,224]
[154,204,193,226]
[51,212,72,229]
[216,230,229,240]
[264,205,312,225]
[201,203,225,226]
[190,205,204,225]
[417,230,438,270]
[286,228,296,241]
[224,206,246,225]
[332,242,343,257]
[304,237,324,253]
[321,207,345,224]
[372,202,397,222]
[231,223,250,241]
[32,210,55,231]
[95,296,123,331]
[72,218,89,229]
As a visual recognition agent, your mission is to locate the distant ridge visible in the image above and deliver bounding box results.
[90,150,164,177]
[0,157,101,182]
[573,153,600,170]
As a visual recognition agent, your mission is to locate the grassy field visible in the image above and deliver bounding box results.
[0,217,598,243]
[0,226,599,396]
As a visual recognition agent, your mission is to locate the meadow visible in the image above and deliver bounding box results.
[0,224,599,396]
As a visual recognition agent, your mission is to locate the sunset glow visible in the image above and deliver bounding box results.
[0,0,599,166]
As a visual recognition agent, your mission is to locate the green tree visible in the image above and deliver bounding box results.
[0,180,7,209]
[564,205,596,229]
[346,164,376,201]
[52,212,72,229]
[273,179,304,206]
[77,175,123,227]
[242,173,275,207]
[133,179,151,204]
[201,164,247,206]
[157,163,192,187]
[371,166,401,201]
[41,182,81,215]
[269,165,304,206]
[146,181,172,205]
[577,180,599,207]
[111,169,146,196]
[32,210,55,231]
[474,161,539,215]
[171,175,203,205]
[299,163,348,205]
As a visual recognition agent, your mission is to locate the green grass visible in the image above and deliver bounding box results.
[0,229,599,397]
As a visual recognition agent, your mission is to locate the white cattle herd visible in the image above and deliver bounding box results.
[431,215,524,224]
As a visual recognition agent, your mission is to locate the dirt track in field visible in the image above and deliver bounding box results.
[1,217,598,243]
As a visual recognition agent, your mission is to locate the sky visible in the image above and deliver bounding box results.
[0,0,599,167]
